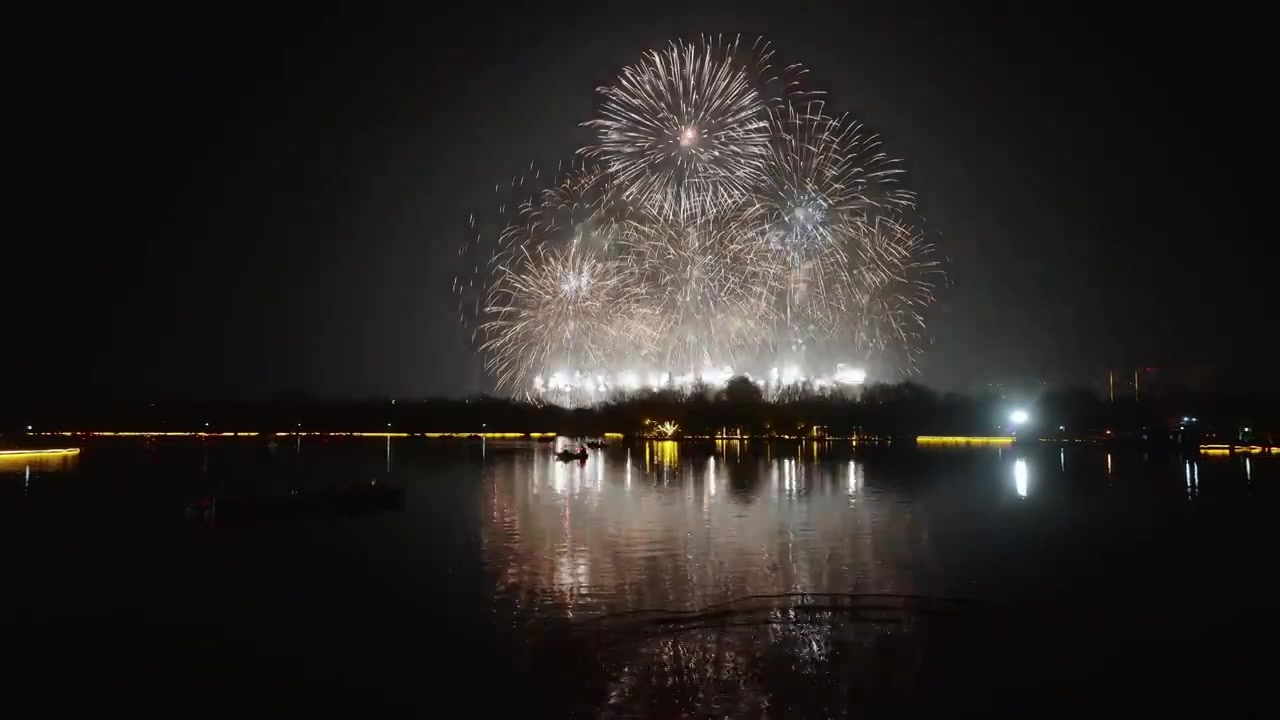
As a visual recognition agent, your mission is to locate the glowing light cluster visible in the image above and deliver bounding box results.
[457,36,942,401]
[529,361,867,401]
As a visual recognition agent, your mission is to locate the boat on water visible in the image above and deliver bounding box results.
[556,446,589,462]
[586,441,607,449]
[187,480,404,525]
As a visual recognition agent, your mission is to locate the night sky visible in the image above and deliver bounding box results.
[7,1,1264,400]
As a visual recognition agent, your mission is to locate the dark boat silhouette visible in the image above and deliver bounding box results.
[187,481,404,526]
[535,436,556,443]
[586,441,607,449]
[556,448,588,462]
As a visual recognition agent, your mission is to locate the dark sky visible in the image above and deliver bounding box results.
[6,1,1265,400]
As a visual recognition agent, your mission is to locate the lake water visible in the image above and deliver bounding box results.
[3,439,1277,715]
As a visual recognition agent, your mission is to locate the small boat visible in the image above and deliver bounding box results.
[187,480,404,526]
[535,436,556,443]
[556,447,589,462]
[586,441,607,449]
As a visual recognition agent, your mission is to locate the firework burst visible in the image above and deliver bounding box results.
[583,35,807,223]
[750,102,917,347]
[480,239,654,391]
[456,37,943,400]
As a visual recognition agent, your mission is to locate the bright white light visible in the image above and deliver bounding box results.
[832,365,866,385]
[1010,410,1029,425]
[781,365,803,385]
[679,126,698,146]
[533,375,545,390]
[1014,459,1028,497]
[559,270,591,296]
[700,365,733,386]
[618,371,640,391]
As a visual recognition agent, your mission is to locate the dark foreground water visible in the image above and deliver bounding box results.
[3,439,1278,716]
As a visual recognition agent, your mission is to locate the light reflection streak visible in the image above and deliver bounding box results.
[554,456,570,495]
[1245,456,1252,482]
[1014,459,1028,498]
[707,456,717,498]
[1106,453,1113,478]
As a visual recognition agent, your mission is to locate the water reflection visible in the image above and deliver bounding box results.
[587,598,938,717]
[0,453,79,472]
[1014,458,1029,497]
[6,440,1277,715]
[481,442,934,620]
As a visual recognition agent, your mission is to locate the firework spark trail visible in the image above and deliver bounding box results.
[843,216,941,366]
[623,208,783,373]
[453,37,943,398]
[457,167,550,349]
